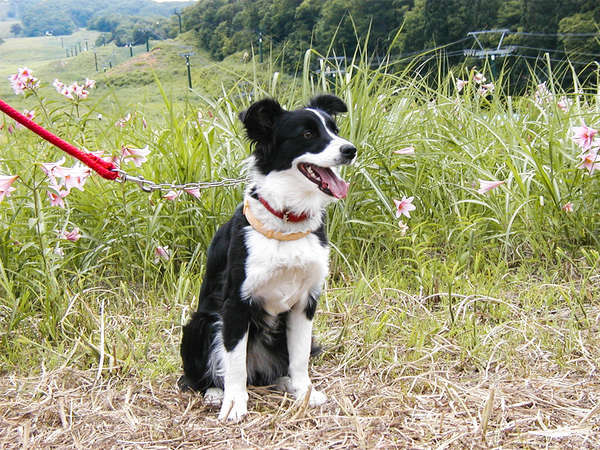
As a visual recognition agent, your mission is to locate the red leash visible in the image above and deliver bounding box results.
[0,98,118,180]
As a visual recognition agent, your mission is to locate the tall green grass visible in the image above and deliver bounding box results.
[0,47,599,373]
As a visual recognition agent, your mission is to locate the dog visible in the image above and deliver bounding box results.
[178,94,357,421]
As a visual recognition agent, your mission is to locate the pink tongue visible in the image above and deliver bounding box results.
[314,167,350,199]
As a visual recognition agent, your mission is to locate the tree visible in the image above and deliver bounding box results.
[10,23,22,36]
[558,13,600,57]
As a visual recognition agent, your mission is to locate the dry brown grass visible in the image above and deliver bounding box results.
[2,281,600,448]
[2,353,599,447]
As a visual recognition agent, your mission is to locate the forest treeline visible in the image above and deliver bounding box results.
[3,0,600,85]
[181,0,600,72]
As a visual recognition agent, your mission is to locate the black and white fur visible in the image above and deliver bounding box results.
[179,94,357,421]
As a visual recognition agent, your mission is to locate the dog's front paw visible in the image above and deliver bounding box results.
[296,386,327,406]
[276,377,327,406]
[218,390,248,422]
[306,387,327,406]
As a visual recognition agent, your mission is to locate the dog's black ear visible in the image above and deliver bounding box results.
[308,94,348,115]
[238,98,284,144]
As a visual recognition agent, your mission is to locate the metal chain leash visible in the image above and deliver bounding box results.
[113,169,246,193]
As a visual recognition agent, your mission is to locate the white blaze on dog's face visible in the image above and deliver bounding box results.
[239,95,357,212]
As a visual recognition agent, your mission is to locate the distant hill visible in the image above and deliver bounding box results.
[6,0,192,37]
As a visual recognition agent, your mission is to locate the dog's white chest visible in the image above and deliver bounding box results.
[241,229,329,315]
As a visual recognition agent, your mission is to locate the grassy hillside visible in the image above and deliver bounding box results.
[0,30,102,73]
[0,31,285,119]
[0,19,19,38]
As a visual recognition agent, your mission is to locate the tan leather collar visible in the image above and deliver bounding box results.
[243,199,311,241]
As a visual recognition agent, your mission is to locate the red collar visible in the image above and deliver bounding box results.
[254,194,309,223]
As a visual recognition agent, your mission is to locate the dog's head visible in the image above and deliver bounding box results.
[239,95,356,200]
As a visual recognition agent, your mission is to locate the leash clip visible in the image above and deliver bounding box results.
[112,169,153,192]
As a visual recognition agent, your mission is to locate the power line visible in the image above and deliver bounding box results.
[511,45,600,59]
[395,37,472,61]
[515,54,595,66]
[509,31,600,38]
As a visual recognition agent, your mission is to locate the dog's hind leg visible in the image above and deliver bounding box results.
[179,311,214,392]
[204,387,224,406]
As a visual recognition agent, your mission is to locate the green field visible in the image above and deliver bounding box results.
[1,32,600,447]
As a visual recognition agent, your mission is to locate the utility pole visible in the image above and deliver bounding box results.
[258,31,263,64]
[94,51,98,72]
[129,43,133,57]
[180,51,195,89]
[174,10,182,34]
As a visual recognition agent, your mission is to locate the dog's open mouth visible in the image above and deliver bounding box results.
[298,163,350,199]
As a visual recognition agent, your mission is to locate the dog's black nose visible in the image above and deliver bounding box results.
[340,144,357,159]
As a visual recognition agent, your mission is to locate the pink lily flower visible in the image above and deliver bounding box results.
[578,149,600,175]
[561,202,573,212]
[53,79,65,91]
[154,245,171,263]
[115,113,132,128]
[54,246,65,257]
[393,196,416,218]
[572,121,598,150]
[47,188,69,208]
[63,87,75,99]
[478,83,494,97]
[163,190,181,201]
[61,227,81,242]
[473,72,486,84]
[184,187,201,199]
[397,220,409,236]
[8,67,39,95]
[121,145,150,167]
[456,78,467,92]
[0,174,18,201]
[534,82,552,105]
[393,146,415,155]
[15,109,35,129]
[90,149,118,166]
[41,157,66,185]
[89,150,104,158]
[69,82,88,99]
[477,179,504,195]
[53,164,91,192]
[557,97,570,112]
[54,78,93,100]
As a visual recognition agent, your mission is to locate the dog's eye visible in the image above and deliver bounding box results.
[303,130,313,139]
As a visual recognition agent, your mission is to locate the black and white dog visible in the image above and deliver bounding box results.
[179,94,356,421]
